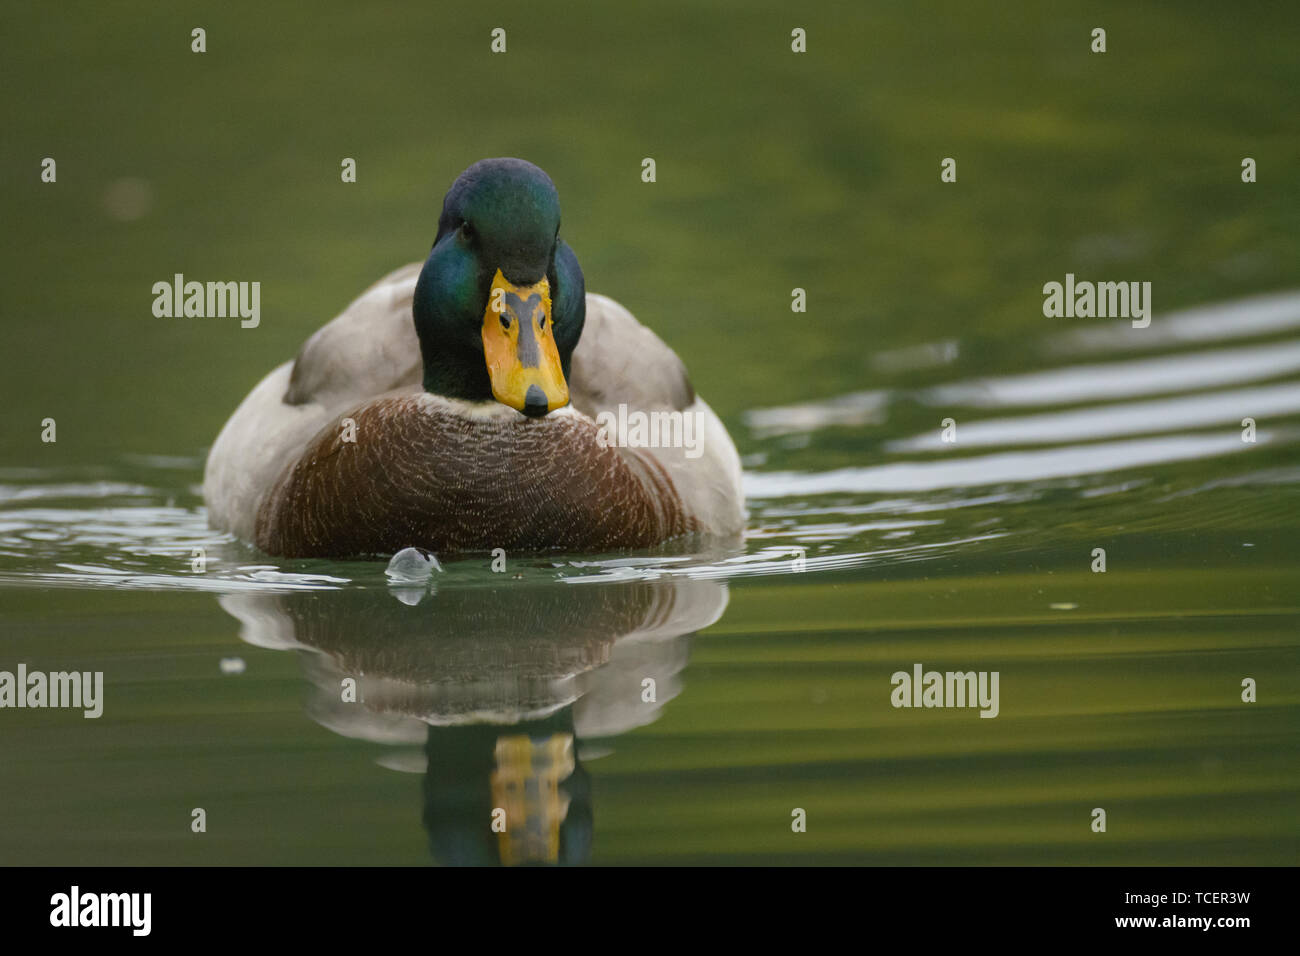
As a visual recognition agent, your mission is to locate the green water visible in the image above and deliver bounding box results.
[1,1,1298,865]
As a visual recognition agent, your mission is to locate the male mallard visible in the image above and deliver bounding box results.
[204,158,744,557]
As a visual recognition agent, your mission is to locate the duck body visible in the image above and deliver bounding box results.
[205,160,744,558]
[255,392,693,556]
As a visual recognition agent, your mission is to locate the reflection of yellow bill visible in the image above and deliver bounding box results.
[490,733,575,866]
[481,270,568,416]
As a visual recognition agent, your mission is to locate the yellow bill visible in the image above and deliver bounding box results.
[481,269,568,417]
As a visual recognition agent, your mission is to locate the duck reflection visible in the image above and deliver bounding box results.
[218,574,727,865]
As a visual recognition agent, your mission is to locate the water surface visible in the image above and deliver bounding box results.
[2,291,1297,864]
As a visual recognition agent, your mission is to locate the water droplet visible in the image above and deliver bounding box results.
[385,547,442,584]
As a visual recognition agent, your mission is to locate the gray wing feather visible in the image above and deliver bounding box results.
[569,293,694,417]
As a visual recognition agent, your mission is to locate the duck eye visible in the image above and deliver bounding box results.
[460,221,474,242]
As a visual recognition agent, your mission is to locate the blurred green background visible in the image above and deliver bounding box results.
[3,0,1298,461]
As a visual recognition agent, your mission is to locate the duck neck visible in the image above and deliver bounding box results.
[420,347,494,404]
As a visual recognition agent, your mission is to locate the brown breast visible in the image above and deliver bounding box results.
[254,395,696,558]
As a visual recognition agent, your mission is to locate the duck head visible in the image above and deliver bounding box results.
[413,158,586,417]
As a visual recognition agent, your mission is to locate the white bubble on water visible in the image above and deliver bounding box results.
[385,547,442,585]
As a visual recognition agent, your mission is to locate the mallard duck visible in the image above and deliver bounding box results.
[204,158,744,558]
